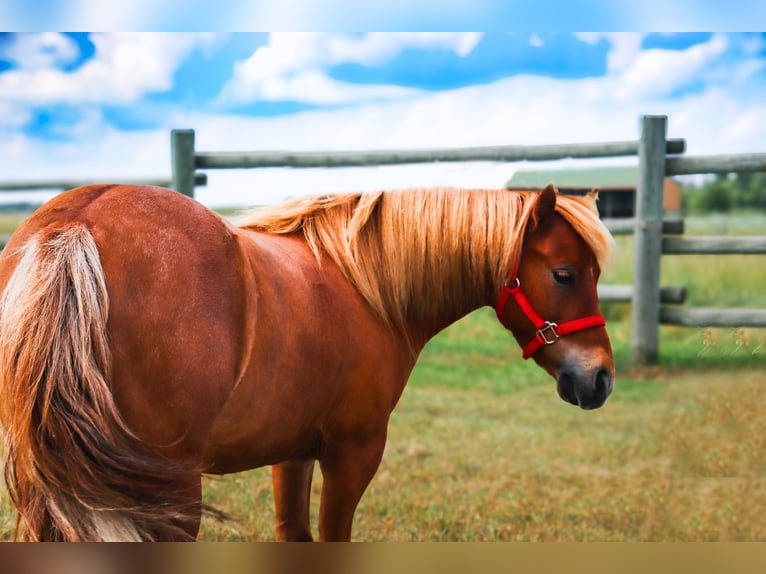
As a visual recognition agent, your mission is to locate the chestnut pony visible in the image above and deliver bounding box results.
[0,183,614,541]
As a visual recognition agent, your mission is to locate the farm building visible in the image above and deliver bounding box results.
[506,166,682,218]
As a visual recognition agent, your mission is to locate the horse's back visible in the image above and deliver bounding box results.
[0,184,247,461]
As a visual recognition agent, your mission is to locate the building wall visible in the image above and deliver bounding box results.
[663,179,682,213]
[562,178,681,218]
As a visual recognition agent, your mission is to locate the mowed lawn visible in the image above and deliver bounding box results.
[1,211,765,541]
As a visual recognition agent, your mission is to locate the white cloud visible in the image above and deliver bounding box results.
[2,33,765,209]
[0,33,80,70]
[575,33,645,73]
[574,34,739,104]
[4,61,765,208]
[169,70,766,205]
[333,32,483,61]
[0,33,222,106]
[603,33,645,73]
[0,101,31,128]
[0,132,30,157]
[666,86,766,154]
[612,34,728,101]
[217,33,482,106]
[742,33,766,56]
[222,67,421,106]
[724,106,766,143]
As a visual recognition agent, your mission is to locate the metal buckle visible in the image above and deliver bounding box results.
[536,321,559,345]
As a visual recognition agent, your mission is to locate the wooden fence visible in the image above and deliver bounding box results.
[631,116,766,363]
[0,174,207,195]
[171,116,766,365]
[1,117,763,366]
[0,175,207,211]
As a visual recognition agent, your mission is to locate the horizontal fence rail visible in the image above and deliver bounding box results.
[662,236,766,255]
[658,146,766,332]
[666,152,766,175]
[604,218,684,235]
[599,285,686,304]
[193,139,687,170]
[0,174,207,192]
[660,306,766,328]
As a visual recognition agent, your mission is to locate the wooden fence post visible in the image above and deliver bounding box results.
[631,115,668,365]
[171,129,196,198]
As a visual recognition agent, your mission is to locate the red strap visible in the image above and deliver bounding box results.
[496,275,605,359]
[498,279,546,328]
[496,277,546,327]
[521,315,605,359]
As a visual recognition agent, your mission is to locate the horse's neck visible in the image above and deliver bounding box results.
[400,247,503,350]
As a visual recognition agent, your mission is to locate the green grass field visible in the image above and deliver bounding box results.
[0,212,30,235]
[1,211,765,541]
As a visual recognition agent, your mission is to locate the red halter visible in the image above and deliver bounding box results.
[495,272,606,360]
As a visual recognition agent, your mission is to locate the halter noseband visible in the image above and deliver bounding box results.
[495,271,606,360]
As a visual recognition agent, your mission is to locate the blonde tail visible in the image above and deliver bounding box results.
[0,226,196,541]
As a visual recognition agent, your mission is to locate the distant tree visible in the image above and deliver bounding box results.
[686,172,766,213]
[742,172,766,210]
[698,178,733,212]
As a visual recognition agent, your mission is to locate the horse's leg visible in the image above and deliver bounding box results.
[317,432,387,541]
[271,459,315,541]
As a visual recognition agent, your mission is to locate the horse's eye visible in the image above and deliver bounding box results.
[552,269,575,285]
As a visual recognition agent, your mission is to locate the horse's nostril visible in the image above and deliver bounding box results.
[558,367,613,409]
[557,372,578,406]
[594,368,612,398]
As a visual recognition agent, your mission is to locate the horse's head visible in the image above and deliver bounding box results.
[497,185,615,410]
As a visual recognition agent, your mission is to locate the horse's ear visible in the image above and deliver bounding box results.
[584,187,601,214]
[532,183,557,226]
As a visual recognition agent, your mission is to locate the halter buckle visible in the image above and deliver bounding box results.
[536,321,559,345]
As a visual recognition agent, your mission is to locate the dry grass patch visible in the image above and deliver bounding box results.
[4,368,761,541]
[192,369,766,541]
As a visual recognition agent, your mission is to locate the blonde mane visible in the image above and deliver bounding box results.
[239,188,612,337]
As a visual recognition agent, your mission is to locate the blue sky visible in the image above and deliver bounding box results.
[2,0,766,31]
[1,32,765,206]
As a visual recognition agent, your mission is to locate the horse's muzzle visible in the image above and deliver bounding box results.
[557,366,614,410]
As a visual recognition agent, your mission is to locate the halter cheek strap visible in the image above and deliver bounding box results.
[495,274,606,360]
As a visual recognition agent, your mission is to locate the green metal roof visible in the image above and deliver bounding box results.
[506,166,639,190]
